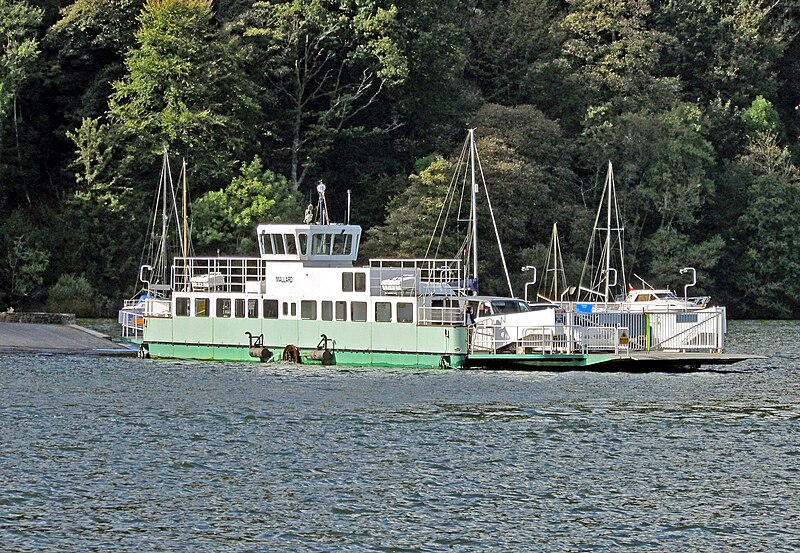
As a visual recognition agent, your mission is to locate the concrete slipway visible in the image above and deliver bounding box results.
[0,322,136,355]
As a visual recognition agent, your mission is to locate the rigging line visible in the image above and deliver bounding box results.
[138,152,167,289]
[426,136,469,258]
[474,146,514,297]
[577,164,609,297]
[440,145,471,260]
[435,149,465,259]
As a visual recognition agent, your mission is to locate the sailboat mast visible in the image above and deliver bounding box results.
[469,128,479,286]
[182,160,188,259]
[604,161,613,302]
[161,152,169,285]
[552,223,559,300]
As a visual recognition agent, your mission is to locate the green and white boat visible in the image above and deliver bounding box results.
[120,140,754,371]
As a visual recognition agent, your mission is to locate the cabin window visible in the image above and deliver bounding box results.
[351,301,367,322]
[397,302,414,323]
[285,234,297,254]
[264,299,278,319]
[247,299,259,318]
[273,234,286,255]
[342,272,353,292]
[291,302,297,316]
[355,272,366,292]
[335,301,347,321]
[176,297,190,317]
[235,298,246,318]
[321,301,333,321]
[375,302,392,322]
[195,298,209,317]
[216,298,231,318]
[282,302,289,316]
[301,300,317,320]
[312,233,331,255]
[332,233,349,255]
[298,233,308,255]
[260,232,273,255]
[636,294,654,302]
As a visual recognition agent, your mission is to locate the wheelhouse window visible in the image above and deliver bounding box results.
[260,232,273,255]
[375,302,392,322]
[195,298,209,317]
[264,299,279,319]
[397,302,413,323]
[298,233,308,255]
[176,297,190,317]
[312,233,331,255]
[301,300,317,320]
[273,235,286,255]
[235,298,245,318]
[285,234,297,254]
[331,233,352,255]
[321,301,333,321]
[248,299,258,318]
[351,301,367,322]
[216,298,231,318]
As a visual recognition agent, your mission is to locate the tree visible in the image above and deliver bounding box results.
[729,132,800,317]
[361,155,456,260]
[105,0,259,194]
[559,0,679,115]
[653,0,791,109]
[242,0,409,191]
[192,156,305,255]
[0,0,43,162]
[577,102,718,280]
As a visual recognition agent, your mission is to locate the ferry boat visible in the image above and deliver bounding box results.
[120,142,754,371]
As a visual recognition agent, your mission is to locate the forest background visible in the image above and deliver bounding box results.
[1,0,799,318]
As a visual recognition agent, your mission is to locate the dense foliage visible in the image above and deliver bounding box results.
[1,0,798,318]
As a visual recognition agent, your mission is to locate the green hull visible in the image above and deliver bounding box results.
[141,316,468,369]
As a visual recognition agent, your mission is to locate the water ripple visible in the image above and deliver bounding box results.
[0,320,799,551]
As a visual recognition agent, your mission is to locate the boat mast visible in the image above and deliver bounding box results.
[469,128,479,286]
[160,151,169,286]
[604,161,613,302]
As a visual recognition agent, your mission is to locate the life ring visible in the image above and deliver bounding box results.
[282,344,302,363]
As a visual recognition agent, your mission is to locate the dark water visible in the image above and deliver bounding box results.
[1,321,798,551]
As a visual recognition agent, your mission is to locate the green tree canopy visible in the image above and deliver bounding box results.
[105,0,259,193]
[242,0,409,191]
[192,156,305,255]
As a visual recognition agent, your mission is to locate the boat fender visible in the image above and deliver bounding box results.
[282,344,302,363]
[309,349,335,365]
[249,346,273,361]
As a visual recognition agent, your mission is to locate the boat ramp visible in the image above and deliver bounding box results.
[0,313,135,356]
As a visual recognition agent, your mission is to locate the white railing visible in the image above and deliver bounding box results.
[171,257,267,293]
[417,306,463,326]
[649,308,725,352]
[370,258,471,297]
[118,305,144,339]
[469,323,631,356]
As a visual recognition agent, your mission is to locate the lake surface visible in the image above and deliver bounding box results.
[1,320,798,551]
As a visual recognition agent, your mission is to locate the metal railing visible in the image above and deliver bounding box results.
[118,302,144,339]
[649,308,725,352]
[370,258,471,297]
[417,306,464,326]
[469,323,631,356]
[171,257,267,293]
